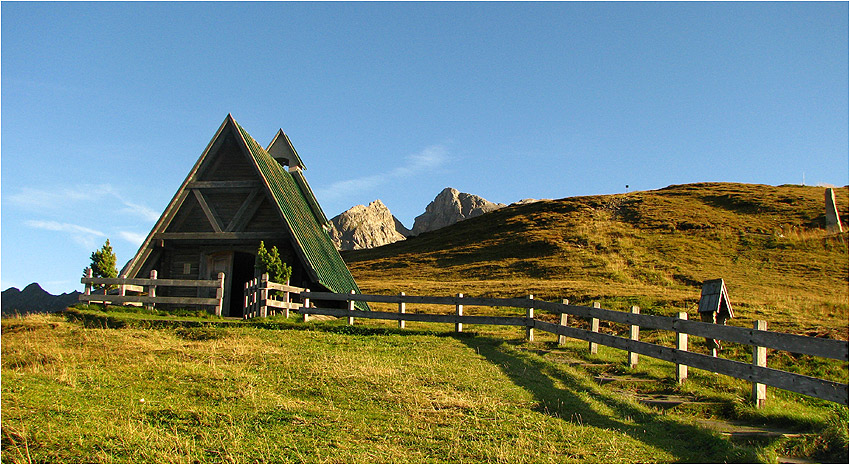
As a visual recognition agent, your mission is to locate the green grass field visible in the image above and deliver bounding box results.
[2,307,847,463]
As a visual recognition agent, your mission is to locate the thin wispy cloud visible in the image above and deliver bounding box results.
[320,175,385,199]
[118,230,148,247]
[25,220,105,237]
[316,145,449,200]
[119,201,161,222]
[25,220,106,249]
[8,184,160,222]
[389,145,449,177]
[9,186,96,208]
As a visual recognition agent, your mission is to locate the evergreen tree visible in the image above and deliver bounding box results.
[84,239,118,289]
[255,241,292,285]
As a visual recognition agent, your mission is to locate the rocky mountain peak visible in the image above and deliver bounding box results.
[411,187,506,235]
[328,200,410,251]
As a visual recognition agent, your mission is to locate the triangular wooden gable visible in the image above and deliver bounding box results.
[124,115,278,276]
[123,115,364,309]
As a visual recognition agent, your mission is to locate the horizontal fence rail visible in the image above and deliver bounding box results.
[80,269,226,315]
[78,295,223,306]
[297,291,849,406]
[80,277,223,288]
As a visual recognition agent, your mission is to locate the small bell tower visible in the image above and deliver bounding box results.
[266,129,305,171]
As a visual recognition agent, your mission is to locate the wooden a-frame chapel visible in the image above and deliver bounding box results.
[122,114,366,316]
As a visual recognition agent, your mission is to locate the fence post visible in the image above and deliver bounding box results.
[398,292,406,329]
[753,320,768,408]
[254,278,260,318]
[676,312,688,384]
[526,294,534,342]
[455,293,463,333]
[558,299,569,346]
[213,272,224,317]
[101,273,109,309]
[253,278,259,318]
[628,306,640,368]
[347,290,356,325]
[147,270,157,311]
[243,280,250,319]
[284,279,291,319]
[302,289,310,322]
[260,273,269,318]
[248,278,256,319]
[84,268,93,297]
[589,302,601,355]
[245,279,252,319]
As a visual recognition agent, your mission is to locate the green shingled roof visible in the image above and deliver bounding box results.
[235,122,369,311]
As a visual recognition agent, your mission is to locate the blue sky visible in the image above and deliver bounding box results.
[2,1,848,294]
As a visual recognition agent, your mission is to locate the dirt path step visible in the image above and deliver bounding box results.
[634,393,703,408]
[547,356,613,368]
[594,375,655,385]
[776,456,817,464]
[610,389,723,409]
[694,420,818,464]
[526,349,614,368]
[693,419,811,439]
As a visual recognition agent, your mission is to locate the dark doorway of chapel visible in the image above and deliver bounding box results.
[230,252,255,317]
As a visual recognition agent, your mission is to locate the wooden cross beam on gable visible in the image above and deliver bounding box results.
[225,189,264,232]
[189,186,266,235]
[193,189,224,233]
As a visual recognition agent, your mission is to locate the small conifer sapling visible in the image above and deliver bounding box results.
[255,241,292,296]
[84,239,118,290]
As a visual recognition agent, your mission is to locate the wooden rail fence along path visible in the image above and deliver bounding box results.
[296,290,848,407]
[80,269,226,315]
[79,270,847,407]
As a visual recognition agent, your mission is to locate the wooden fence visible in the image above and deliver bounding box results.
[294,290,848,407]
[243,273,305,319]
[80,269,226,315]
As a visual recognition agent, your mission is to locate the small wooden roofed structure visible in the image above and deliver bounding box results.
[698,278,734,319]
[122,114,366,316]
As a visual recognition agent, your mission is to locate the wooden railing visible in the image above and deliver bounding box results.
[243,273,305,319]
[80,269,226,315]
[296,291,849,407]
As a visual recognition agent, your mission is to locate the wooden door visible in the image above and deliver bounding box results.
[208,252,233,316]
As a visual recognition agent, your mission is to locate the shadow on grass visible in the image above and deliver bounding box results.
[460,335,761,463]
[61,307,458,339]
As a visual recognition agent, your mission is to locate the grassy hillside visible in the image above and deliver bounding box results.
[345,183,849,337]
[4,312,847,463]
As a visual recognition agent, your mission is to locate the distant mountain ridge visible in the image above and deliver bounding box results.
[329,187,508,251]
[411,187,506,235]
[329,200,410,251]
[2,283,81,315]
